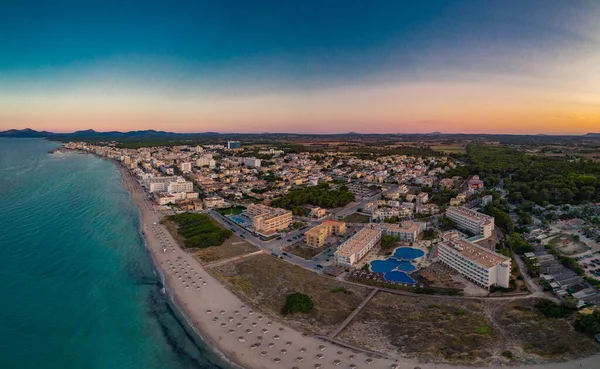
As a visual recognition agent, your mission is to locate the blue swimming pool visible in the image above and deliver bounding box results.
[369,247,424,284]
[393,247,425,260]
[384,271,416,284]
[370,259,415,273]
[229,215,251,226]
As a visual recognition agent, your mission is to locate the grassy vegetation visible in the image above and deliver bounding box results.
[271,183,355,215]
[339,293,498,363]
[430,145,466,154]
[282,243,326,260]
[166,213,232,248]
[534,301,574,318]
[341,295,596,364]
[210,254,368,334]
[194,235,259,263]
[575,309,600,336]
[475,326,491,334]
[340,213,371,223]
[217,206,245,215]
[281,293,314,315]
[290,221,307,229]
[381,235,401,249]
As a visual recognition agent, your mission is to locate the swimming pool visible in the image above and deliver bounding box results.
[370,259,415,273]
[393,247,425,260]
[229,215,251,227]
[369,247,424,284]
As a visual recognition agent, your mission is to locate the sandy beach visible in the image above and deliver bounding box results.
[112,160,600,369]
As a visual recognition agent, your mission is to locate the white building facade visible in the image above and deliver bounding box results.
[446,206,494,238]
[438,232,511,288]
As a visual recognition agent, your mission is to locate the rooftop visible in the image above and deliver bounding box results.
[306,220,345,236]
[440,231,509,268]
[447,206,493,225]
[335,226,381,257]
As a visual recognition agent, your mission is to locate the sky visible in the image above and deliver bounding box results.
[1,0,599,134]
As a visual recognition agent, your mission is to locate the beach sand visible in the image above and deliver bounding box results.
[113,161,600,369]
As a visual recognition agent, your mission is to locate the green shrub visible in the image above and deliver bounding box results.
[475,326,491,334]
[281,293,314,315]
[535,300,574,318]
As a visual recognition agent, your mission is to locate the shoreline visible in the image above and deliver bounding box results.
[112,160,244,369]
[63,148,600,369]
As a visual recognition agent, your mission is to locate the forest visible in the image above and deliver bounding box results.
[271,183,355,215]
[449,145,600,206]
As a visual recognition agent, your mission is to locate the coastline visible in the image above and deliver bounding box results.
[103,155,409,369]
[64,148,600,369]
[112,160,244,369]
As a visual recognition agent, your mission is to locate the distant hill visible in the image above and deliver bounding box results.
[1,128,598,147]
[0,128,55,138]
[0,128,220,140]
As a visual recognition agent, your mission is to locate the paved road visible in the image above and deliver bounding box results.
[209,209,329,272]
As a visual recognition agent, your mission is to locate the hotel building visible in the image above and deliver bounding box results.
[304,220,346,248]
[167,178,194,193]
[227,141,241,149]
[446,206,494,238]
[247,204,293,234]
[335,226,382,266]
[378,221,426,242]
[438,231,511,288]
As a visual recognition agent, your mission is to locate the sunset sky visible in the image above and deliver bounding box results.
[1,0,599,134]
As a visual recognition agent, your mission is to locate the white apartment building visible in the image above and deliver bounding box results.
[335,226,382,266]
[378,221,426,242]
[446,206,494,238]
[438,231,511,288]
[244,157,262,168]
[145,176,177,193]
[167,178,194,193]
[180,162,192,173]
[196,157,216,168]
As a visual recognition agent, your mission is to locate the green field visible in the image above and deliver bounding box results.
[431,145,466,154]
[217,206,245,215]
[165,212,232,248]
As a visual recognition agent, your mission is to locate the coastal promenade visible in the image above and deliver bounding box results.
[112,160,600,369]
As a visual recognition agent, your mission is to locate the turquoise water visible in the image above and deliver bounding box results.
[229,215,251,227]
[369,247,424,284]
[0,139,231,369]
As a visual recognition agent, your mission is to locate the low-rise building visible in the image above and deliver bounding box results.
[305,220,346,247]
[378,221,426,242]
[203,196,226,209]
[438,231,511,288]
[335,226,382,266]
[309,207,327,219]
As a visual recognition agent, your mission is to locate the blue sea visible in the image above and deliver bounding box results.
[0,139,231,369]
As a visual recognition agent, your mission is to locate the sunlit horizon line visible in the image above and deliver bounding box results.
[7,127,597,136]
